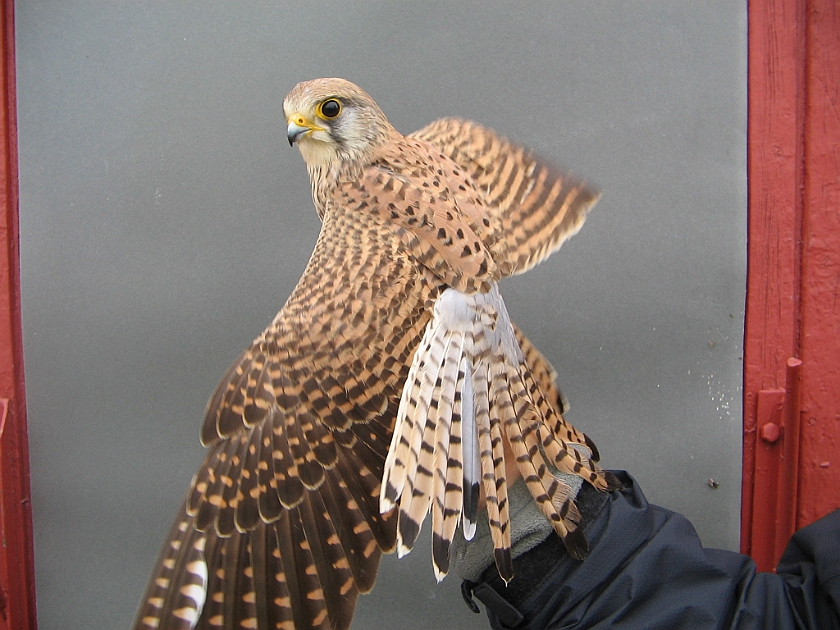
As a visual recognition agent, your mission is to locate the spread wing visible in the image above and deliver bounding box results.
[410,117,600,277]
[133,204,435,630]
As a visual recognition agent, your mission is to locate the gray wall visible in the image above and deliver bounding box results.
[16,2,746,629]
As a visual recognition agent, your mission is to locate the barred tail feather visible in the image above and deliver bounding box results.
[383,282,613,582]
[380,348,426,513]
[461,364,480,541]
[396,347,450,556]
[478,376,513,583]
[430,352,467,581]
[518,366,613,494]
[432,390,465,580]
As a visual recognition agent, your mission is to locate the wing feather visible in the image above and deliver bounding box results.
[256,420,283,523]
[220,522,255,626]
[274,509,331,630]
[298,489,359,627]
[319,462,385,592]
[410,117,600,276]
[251,521,296,630]
[134,509,208,630]
[234,426,262,532]
[271,408,306,509]
[214,431,245,538]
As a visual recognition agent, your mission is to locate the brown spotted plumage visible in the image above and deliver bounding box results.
[134,78,613,630]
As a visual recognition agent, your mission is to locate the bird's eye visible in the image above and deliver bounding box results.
[318,99,342,119]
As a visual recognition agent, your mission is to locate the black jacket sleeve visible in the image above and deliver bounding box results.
[461,471,840,630]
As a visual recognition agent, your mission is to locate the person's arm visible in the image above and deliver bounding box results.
[459,471,840,630]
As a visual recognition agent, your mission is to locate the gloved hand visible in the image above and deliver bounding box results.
[450,443,596,583]
[454,441,616,629]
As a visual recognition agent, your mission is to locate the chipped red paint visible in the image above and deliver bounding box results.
[796,0,840,534]
[0,1,36,628]
[743,0,840,570]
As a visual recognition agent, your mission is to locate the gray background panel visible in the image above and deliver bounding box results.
[16,2,746,628]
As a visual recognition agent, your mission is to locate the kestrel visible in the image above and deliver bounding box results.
[133,78,617,630]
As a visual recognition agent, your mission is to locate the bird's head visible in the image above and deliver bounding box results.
[283,78,395,168]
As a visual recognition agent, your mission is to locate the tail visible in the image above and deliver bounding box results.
[380,284,613,583]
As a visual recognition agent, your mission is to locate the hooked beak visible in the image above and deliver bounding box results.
[287,114,323,146]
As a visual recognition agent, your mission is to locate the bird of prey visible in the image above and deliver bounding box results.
[133,77,616,630]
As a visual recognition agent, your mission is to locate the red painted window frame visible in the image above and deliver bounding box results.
[0,0,838,625]
[741,0,840,570]
[0,1,37,628]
